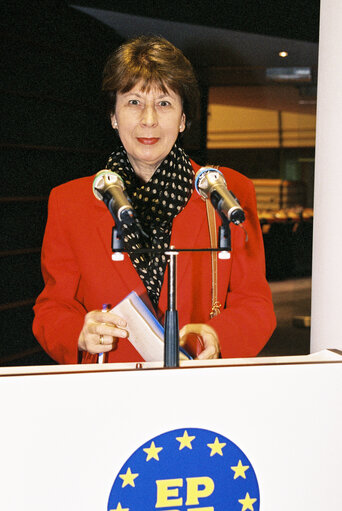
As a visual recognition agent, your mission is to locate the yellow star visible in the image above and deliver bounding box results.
[143,441,163,461]
[119,467,139,487]
[238,492,257,511]
[207,436,226,456]
[110,503,129,511]
[176,430,196,450]
[231,460,250,479]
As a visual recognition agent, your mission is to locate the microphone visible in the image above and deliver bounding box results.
[195,167,245,225]
[92,170,136,225]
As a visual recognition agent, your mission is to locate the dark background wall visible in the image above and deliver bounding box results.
[1,1,124,365]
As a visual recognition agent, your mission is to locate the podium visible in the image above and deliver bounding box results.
[1,350,341,510]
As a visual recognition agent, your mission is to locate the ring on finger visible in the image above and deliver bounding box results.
[99,335,104,345]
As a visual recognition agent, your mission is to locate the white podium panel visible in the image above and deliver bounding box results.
[0,352,341,511]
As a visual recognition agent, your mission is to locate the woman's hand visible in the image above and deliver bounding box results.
[180,323,220,360]
[78,310,128,354]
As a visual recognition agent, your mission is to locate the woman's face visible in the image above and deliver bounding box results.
[111,81,186,181]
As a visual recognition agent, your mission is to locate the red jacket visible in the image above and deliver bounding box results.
[33,161,276,364]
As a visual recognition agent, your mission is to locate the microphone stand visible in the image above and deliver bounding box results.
[111,225,125,261]
[110,220,234,368]
[218,215,232,256]
[164,248,179,367]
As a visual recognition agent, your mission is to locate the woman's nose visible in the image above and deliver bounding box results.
[140,104,158,127]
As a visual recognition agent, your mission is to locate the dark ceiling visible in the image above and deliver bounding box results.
[68,0,320,43]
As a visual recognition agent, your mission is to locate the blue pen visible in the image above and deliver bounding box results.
[98,303,110,364]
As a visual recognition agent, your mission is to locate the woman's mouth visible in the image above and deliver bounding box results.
[137,138,159,145]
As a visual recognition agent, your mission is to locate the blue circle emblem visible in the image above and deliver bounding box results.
[108,427,260,510]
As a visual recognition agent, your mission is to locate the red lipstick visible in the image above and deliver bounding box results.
[137,137,159,145]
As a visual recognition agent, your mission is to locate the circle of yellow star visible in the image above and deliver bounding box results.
[231,460,250,479]
[207,436,226,456]
[238,492,257,511]
[119,467,139,488]
[110,502,129,511]
[176,430,196,450]
[143,441,163,461]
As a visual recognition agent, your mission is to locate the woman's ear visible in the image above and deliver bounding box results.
[179,113,186,133]
[110,114,118,129]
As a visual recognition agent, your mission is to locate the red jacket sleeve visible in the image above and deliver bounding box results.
[206,175,276,357]
[33,188,86,364]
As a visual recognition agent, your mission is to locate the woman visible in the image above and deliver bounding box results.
[33,35,276,364]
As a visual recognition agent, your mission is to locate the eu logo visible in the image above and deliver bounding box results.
[107,428,259,511]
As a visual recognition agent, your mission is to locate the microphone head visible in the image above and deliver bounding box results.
[195,167,245,225]
[92,170,125,201]
[195,167,227,199]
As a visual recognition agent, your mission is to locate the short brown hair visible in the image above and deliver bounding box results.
[102,35,199,129]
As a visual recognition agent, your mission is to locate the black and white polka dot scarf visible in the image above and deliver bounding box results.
[106,143,194,310]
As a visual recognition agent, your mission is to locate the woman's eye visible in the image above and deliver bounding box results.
[128,99,140,105]
[159,100,171,107]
